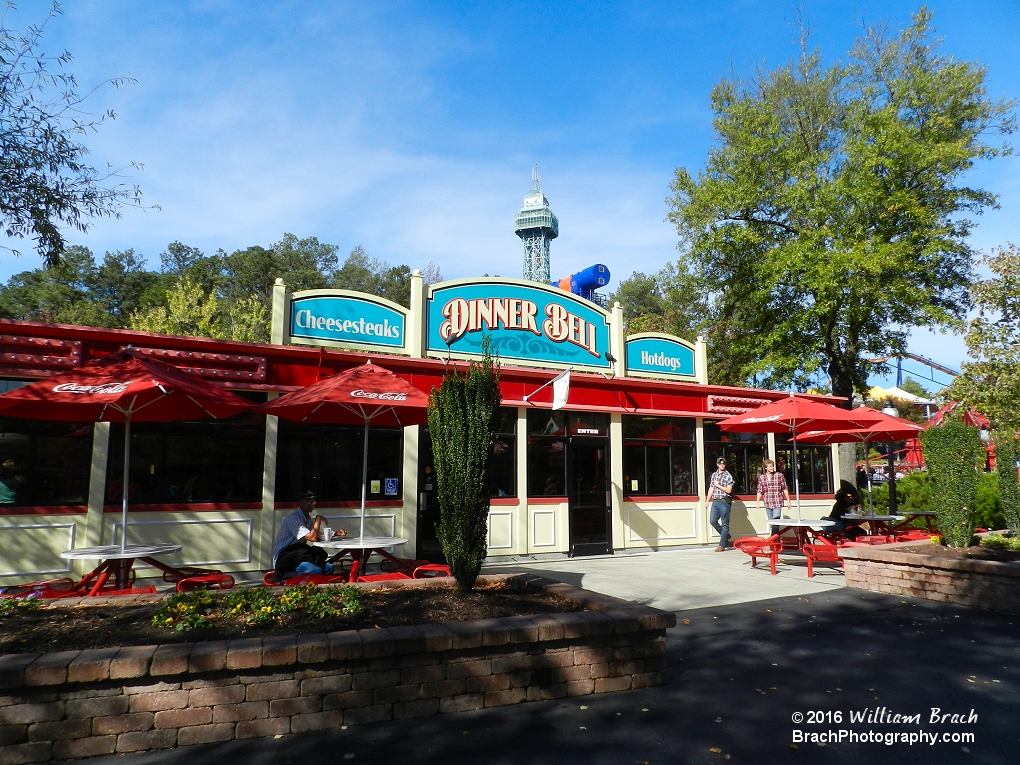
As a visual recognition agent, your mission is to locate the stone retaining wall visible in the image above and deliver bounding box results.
[0,576,673,763]
[840,542,1020,613]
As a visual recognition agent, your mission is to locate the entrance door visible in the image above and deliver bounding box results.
[416,429,445,563]
[568,440,611,556]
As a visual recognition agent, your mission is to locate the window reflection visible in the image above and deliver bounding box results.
[622,416,697,496]
[0,418,93,506]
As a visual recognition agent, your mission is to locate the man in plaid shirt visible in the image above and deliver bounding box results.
[706,456,735,551]
[755,459,791,521]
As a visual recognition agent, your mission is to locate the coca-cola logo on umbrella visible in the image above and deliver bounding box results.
[53,382,132,395]
[350,389,408,401]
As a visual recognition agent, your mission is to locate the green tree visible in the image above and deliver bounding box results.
[920,418,983,547]
[92,250,159,324]
[0,245,118,326]
[0,3,146,265]
[130,277,222,339]
[993,434,1020,536]
[427,338,501,592]
[945,244,1020,436]
[331,245,412,307]
[898,377,933,399]
[667,8,1015,402]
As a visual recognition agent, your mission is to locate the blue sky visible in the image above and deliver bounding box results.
[2,0,1018,393]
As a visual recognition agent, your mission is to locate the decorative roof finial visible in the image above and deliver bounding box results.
[533,164,540,191]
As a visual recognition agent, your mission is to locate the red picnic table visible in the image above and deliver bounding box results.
[314,536,415,582]
[0,544,229,599]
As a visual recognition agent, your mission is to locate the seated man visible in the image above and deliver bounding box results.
[271,490,347,576]
[826,483,865,541]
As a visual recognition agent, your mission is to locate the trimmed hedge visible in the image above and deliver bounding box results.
[920,420,983,547]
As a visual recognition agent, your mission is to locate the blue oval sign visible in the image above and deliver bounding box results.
[625,335,695,378]
[427,280,611,369]
[291,293,406,349]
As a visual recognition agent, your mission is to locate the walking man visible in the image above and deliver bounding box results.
[755,459,791,521]
[707,456,734,551]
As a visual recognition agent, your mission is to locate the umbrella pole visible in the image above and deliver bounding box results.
[791,427,802,522]
[864,437,874,515]
[359,419,369,541]
[121,413,131,552]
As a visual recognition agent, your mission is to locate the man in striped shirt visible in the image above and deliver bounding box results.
[755,459,791,521]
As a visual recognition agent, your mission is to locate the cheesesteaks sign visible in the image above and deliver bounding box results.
[426,279,611,370]
[289,290,408,352]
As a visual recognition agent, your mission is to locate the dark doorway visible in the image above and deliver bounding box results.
[568,439,611,556]
[416,429,445,563]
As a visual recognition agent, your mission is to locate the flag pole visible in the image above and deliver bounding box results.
[523,368,572,404]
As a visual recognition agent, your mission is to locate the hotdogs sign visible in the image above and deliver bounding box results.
[427,279,612,370]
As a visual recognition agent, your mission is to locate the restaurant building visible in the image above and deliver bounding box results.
[0,273,851,586]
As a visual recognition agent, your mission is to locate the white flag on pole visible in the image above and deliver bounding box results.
[551,370,571,410]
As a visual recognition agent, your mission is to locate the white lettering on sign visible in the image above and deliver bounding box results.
[350,390,408,401]
[294,309,401,339]
[53,382,130,395]
[640,350,689,372]
[439,296,599,358]
[576,427,600,435]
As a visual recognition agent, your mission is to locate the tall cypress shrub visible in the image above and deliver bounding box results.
[427,338,501,592]
[920,419,983,547]
[994,433,1020,536]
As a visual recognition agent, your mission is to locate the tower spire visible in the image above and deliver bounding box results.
[515,168,558,284]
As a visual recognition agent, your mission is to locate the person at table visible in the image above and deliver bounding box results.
[706,456,734,551]
[272,490,348,576]
[755,458,790,521]
[0,459,25,504]
[826,484,865,540]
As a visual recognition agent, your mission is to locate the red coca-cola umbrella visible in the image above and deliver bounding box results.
[0,347,253,550]
[797,408,924,512]
[715,395,874,519]
[255,360,430,539]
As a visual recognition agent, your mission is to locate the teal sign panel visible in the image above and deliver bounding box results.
[625,336,695,378]
[427,281,611,369]
[291,295,405,349]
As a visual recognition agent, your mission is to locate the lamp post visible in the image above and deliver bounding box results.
[881,401,899,516]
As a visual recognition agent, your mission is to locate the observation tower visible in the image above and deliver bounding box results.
[515,165,558,283]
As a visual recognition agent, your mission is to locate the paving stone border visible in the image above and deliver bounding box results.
[0,574,673,762]
[840,540,1020,613]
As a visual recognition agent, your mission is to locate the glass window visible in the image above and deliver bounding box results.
[0,418,94,506]
[775,438,832,495]
[108,405,267,504]
[276,420,403,502]
[703,422,766,495]
[489,407,517,498]
[622,416,697,497]
[527,411,611,498]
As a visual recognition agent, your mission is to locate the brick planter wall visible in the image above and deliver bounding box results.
[0,575,673,763]
[840,541,1020,613]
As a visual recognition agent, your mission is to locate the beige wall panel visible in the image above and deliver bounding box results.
[114,516,255,571]
[0,521,77,578]
[708,499,836,542]
[625,504,697,546]
[487,509,514,551]
[314,511,397,540]
[530,507,558,548]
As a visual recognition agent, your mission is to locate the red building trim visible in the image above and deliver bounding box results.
[0,319,846,417]
[0,505,88,516]
[102,502,263,513]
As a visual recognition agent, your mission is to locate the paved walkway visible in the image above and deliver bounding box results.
[484,544,846,611]
[74,549,1020,765]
